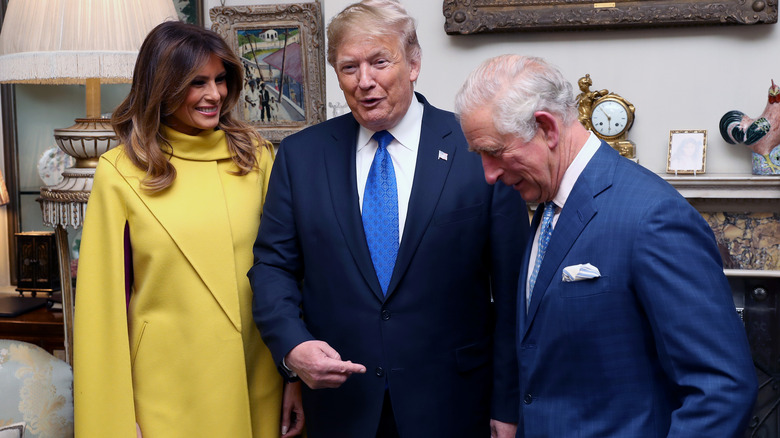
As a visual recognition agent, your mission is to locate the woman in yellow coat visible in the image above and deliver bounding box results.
[73,21,303,437]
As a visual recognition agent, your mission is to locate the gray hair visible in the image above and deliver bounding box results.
[455,55,577,141]
[326,0,421,67]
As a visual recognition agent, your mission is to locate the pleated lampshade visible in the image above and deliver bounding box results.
[0,0,178,85]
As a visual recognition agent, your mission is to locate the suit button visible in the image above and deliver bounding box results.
[381,310,391,321]
[375,367,385,377]
[523,394,533,404]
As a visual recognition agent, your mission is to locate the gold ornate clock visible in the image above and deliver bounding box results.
[576,74,636,159]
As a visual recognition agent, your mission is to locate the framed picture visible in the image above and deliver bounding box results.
[667,130,707,175]
[211,4,327,144]
[443,0,777,34]
[175,0,203,27]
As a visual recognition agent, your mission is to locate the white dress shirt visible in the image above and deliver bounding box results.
[356,99,423,242]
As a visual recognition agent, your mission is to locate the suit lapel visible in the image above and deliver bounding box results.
[323,115,387,300]
[523,142,617,331]
[385,97,456,298]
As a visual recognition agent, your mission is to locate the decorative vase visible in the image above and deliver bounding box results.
[751,145,780,175]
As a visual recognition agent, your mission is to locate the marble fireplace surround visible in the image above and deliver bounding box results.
[663,174,780,271]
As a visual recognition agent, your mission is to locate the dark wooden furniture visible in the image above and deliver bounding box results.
[0,304,64,357]
[15,231,60,296]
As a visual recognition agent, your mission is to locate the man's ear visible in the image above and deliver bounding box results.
[409,56,421,83]
[534,111,559,149]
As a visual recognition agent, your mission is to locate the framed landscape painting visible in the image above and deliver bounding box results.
[211,3,327,143]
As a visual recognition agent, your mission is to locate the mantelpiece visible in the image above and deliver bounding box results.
[661,174,780,271]
[662,174,780,212]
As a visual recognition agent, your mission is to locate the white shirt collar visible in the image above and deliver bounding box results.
[356,96,423,153]
[552,131,601,209]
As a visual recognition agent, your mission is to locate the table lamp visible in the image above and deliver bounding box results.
[0,0,178,364]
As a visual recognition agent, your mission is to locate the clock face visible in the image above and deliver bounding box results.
[591,99,630,138]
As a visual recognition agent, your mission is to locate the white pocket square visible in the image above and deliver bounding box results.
[562,263,601,282]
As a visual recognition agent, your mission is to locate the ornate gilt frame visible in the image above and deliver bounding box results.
[211,4,326,144]
[443,0,777,34]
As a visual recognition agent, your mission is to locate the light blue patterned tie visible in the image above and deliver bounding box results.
[528,202,556,307]
[363,130,399,295]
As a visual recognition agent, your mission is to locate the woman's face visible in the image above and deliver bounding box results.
[164,53,228,135]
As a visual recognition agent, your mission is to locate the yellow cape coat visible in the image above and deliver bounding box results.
[73,128,280,437]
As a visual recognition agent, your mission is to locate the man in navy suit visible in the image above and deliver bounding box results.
[456,54,758,437]
[248,2,529,437]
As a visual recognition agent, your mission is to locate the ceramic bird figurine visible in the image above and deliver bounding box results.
[719,80,780,174]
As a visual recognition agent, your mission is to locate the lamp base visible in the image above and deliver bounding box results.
[53,118,119,168]
[41,117,120,228]
[39,167,93,229]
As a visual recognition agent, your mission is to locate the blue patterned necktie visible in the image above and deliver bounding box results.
[363,130,399,295]
[528,202,556,308]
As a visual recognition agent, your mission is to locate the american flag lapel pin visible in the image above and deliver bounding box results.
[438,150,448,161]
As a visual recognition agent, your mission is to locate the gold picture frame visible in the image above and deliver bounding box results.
[443,0,777,34]
[210,3,326,144]
[667,130,707,175]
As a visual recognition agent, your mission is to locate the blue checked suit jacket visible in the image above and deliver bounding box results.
[516,141,757,437]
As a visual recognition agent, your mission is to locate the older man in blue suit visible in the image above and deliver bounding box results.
[248,2,529,437]
[456,54,757,437]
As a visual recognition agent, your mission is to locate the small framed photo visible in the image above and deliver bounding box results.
[667,130,707,175]
[211,3,327,144]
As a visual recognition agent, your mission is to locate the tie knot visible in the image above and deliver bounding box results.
[543,202,556,218]
[372,130,394,150]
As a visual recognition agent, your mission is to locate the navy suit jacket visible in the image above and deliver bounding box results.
[516,142,757,437]
[249,93,530,438]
